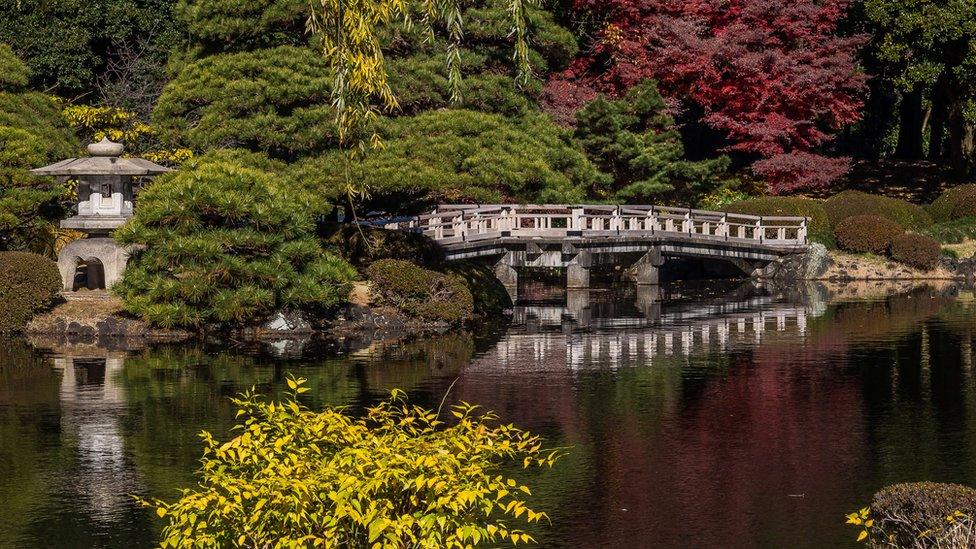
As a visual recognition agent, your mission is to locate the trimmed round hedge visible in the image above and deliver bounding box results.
[723,196,833,248]
[871,482,976,547]
[929,184,976,222]
[890,233,942,271]
[0,251,62,333]
[833,214,904,254]
[825,190,932,230]
[367,259,473,325]
[950,193,976,220]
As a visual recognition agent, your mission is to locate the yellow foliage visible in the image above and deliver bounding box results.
[307,0,534,151]
[139,376,563,547]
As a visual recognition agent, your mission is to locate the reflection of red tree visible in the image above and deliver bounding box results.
[452,334,868,547]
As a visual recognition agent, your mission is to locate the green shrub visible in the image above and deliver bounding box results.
[367,259,474,324]
[920,216,976,244]
[723,196,834,247]
[442,261,514,314]
[833,214,904,254]
[868,482,976,547]
[140,378,561,547]
[115,152,357,329]
[951,193,976,220]
[0,251,62,332]
[825,190,932,230]
[890,233,943,270]
[325,225,443,271]
[929,184,976,222]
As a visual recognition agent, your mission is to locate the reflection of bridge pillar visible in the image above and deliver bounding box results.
[566,289,591,327]
[566,251,591,289]
[633,247,664,285]
[493,253,518,303]
[636,284,661,323]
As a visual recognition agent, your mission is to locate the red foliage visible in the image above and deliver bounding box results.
[547,0,868,193]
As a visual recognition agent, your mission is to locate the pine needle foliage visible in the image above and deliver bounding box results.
[0,43,79,251]
[114,151,357,329]
[153,46,339,160]
[140,377,562,547]
[574,80,730,204]
[292,109,600,211]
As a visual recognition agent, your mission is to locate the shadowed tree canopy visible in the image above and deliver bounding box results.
[0,0,182,96]
[865,0,976,174]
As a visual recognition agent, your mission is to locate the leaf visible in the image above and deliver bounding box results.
[156,507,167,518]
[368,518,389,542]
[287,378,298,390]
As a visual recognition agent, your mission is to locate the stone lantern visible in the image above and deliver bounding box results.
[31,138,172,291]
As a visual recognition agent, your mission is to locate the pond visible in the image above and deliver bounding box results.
[3,280,976,548]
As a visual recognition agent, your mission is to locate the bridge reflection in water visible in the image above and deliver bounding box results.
[468,286,817,373]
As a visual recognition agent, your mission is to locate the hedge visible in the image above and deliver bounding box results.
[870,482,976,547]
[723,196,833,248]
[366,259,473,325]
[0,251,62,332]
[833,214,904,254]
[929,184,976,222]
[825,190,932,230]
[921,216,976,244]
[890,233,943,271]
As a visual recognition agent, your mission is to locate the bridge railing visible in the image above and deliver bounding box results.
[383,204,808,247]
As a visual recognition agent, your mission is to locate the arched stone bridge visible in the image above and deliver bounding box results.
[383,204,809,300]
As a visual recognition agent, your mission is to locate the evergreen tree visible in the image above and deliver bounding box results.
[292,109,602,212]
[115,150,357,328]
[574,81,729,204]
[0,44,80,251]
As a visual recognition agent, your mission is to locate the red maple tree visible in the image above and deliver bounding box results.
[546,0,868,193]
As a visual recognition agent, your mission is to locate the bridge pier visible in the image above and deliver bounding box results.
[493,253,518,303]
[566,250,591,289]
[633,248,664,285]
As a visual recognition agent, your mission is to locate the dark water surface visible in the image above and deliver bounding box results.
[4,281,976,548]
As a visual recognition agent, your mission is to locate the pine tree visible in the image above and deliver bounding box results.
[574,80,729,203]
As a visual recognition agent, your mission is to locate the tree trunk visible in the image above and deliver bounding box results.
[895,88,925,159]
[948,98,975,175]
[928,74,950,161]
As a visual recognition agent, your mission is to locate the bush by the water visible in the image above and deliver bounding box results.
[723,196,834,248]
[115,151,357,329]
[833,215,904,254]
[367,259,474,324]
[825,190,932,230]
[929,184,976,222]
[0,251,61,332]
[325,225,443,271]
[140,378,560,547]
[890,233,943,271]
[853,482,976,547]
[442,261,514,314]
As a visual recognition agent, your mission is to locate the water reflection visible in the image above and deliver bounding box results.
[3,281,976,548]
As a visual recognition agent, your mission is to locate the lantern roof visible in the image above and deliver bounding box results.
[31,138,173,177]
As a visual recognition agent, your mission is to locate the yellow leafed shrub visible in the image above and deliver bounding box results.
[139,377,563,547]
